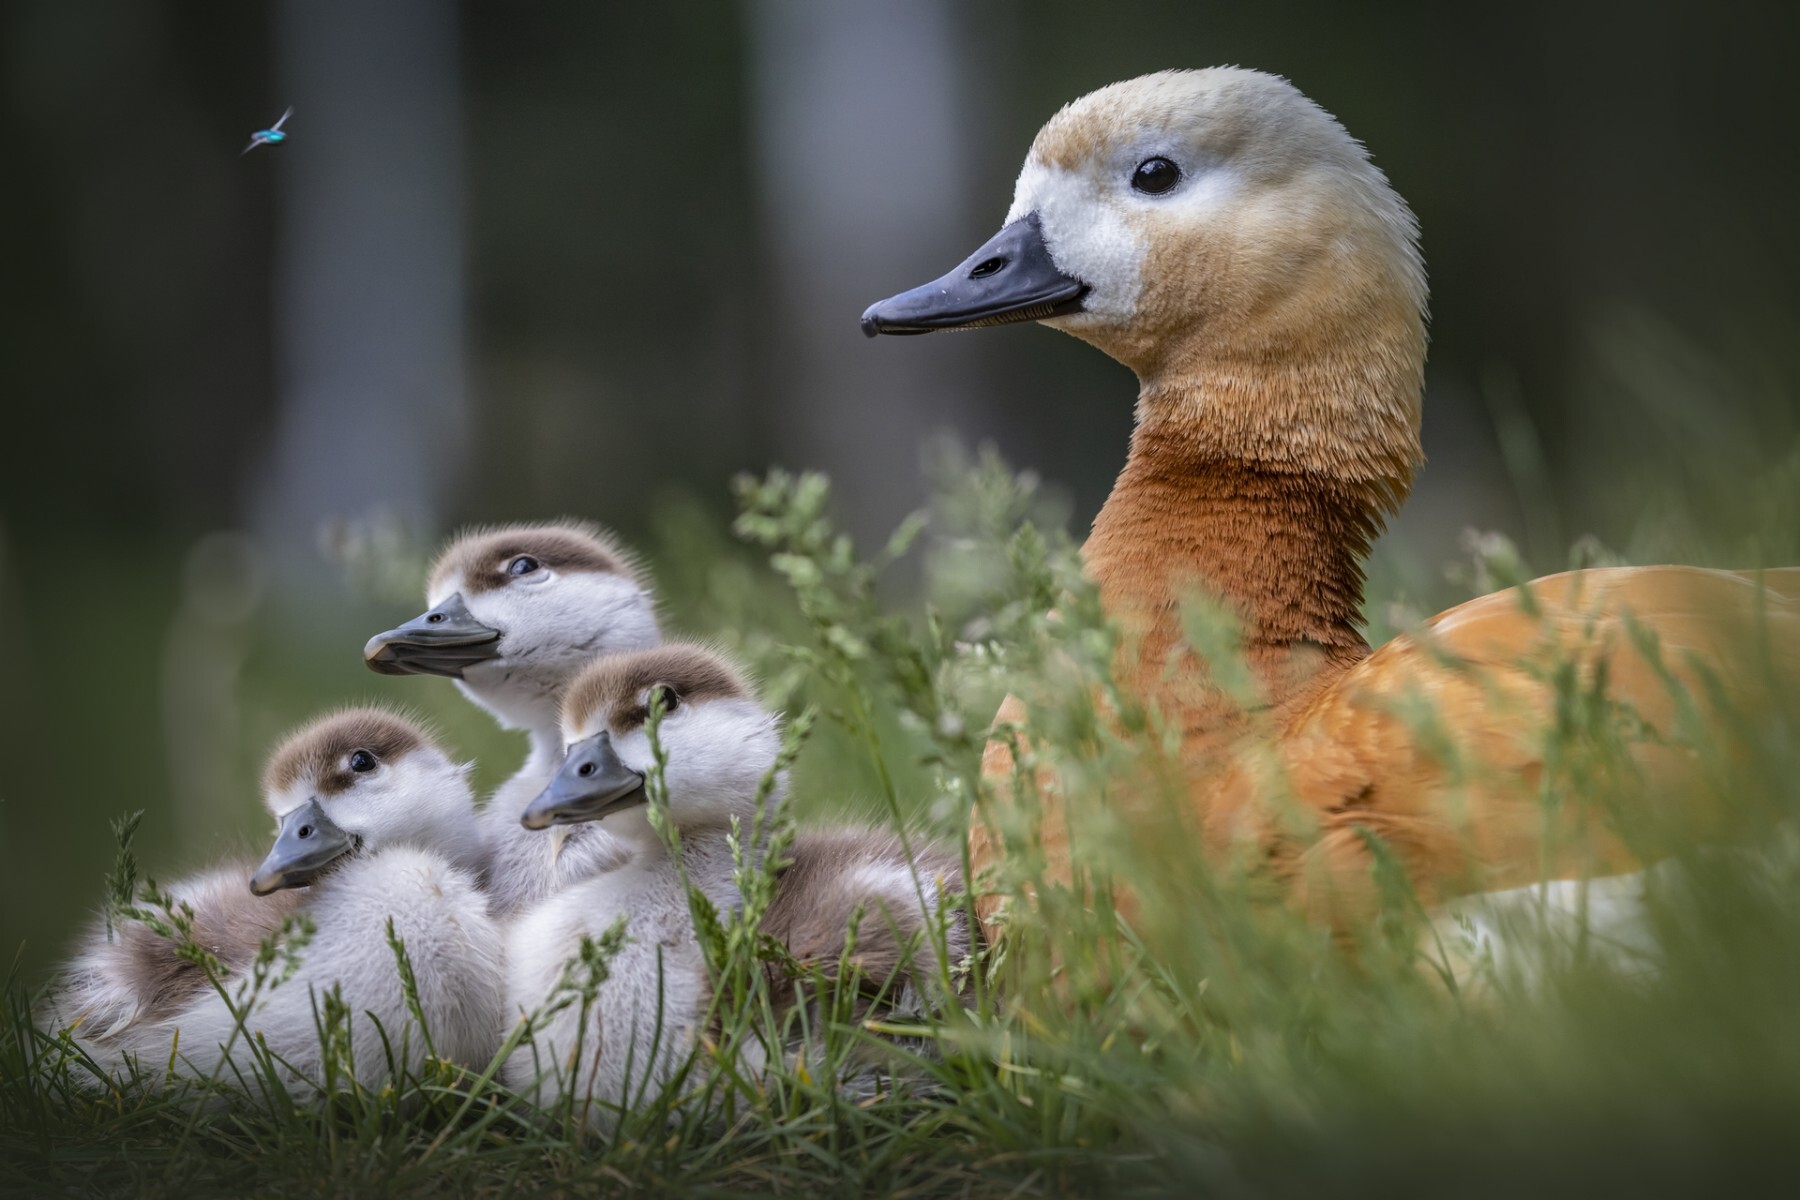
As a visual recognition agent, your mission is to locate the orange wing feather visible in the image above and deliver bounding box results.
[973,566,1800,941]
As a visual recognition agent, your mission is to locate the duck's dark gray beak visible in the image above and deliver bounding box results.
[521,731,648,830]
[363,592,503,678]
[859,212,1086,337]
[250,799,355,895]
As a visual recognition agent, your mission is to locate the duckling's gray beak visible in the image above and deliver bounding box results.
[521,732,648,830]
[250,799,355,895]
[363,592,503,678]
[859,212,1086,336]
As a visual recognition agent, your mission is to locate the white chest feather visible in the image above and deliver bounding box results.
[501,836,747,1124]
[480,743,628,918]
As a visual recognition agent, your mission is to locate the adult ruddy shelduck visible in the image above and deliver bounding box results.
[862,68,1800,939]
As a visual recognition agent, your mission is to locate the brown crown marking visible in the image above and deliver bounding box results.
[562,644,753,735]
[262,708,434,798]
[429,521,640,597]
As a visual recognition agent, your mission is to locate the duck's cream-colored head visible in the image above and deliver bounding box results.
[863,68,1427,487]
[363,521,661,733]
[520,644,781,845]
[250,708,480,895]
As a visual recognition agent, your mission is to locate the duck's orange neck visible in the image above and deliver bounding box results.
[1084,396,1403,722]
[1069,248,1426,724]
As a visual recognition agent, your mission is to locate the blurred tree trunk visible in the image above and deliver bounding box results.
[253,0,467,565]
[748,0,991,540]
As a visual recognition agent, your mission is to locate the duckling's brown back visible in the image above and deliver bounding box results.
[52,860,305,1042]
[758,826,973,1023]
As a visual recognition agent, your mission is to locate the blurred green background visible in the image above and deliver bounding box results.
[2,0,1796,986]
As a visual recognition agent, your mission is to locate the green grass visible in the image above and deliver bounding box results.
[4,446,1800,1199]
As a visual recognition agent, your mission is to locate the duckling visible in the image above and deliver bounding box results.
[861,69,1800,939]
[502,644,780,1118]
[503,645,969,1121]
[364,522,661,916]
[51,861,303,1052]
[70,710,505,1093]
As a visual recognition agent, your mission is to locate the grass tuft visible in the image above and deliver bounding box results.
[4,450,1799,1198]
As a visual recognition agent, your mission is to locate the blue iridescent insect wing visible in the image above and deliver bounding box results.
[241,107,293,155]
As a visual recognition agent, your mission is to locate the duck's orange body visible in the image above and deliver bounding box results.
[863,68,1800,944]
[976,550,1799,941]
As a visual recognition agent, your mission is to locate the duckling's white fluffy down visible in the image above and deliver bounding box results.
[78,847,504,1095]
[480,747,630,919]
[49,860,298,1052]
[503,835,745,1119]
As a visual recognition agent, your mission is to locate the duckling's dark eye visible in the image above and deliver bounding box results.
[650,685,679,715]
[348,750,377,773]
[1131,157,1181,195]
[507,556,540,577]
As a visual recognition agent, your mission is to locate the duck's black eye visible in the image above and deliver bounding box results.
[507,555,540,577]
[349,750,377,773]
[1131,156,1181,195]
[650,685,679,715]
